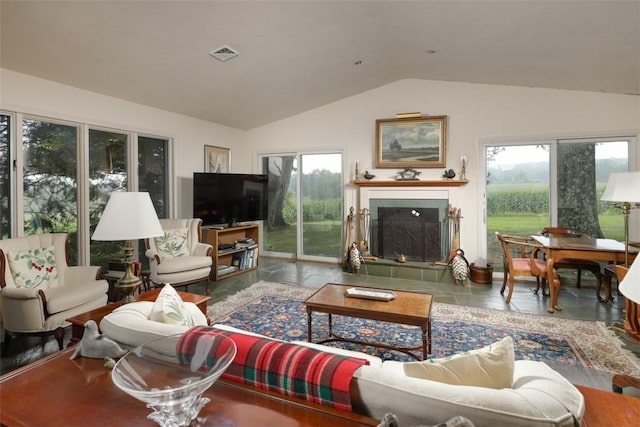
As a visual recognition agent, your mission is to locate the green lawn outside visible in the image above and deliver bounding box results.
[263,221,343,257]
[487,213,624,268]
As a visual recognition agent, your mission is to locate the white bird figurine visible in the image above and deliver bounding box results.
[70,320,126,360]
[349,241,362,274]
[449,248,470,287]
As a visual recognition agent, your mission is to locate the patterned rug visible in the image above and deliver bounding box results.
[208,281,640,376]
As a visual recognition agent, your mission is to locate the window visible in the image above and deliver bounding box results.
[22,118,79,263]
[0,113,11,239]
[485,138,631,268]
[89,128,128,268]
[2,111,171,268]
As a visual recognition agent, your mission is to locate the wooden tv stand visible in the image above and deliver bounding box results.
[202,224,260,280]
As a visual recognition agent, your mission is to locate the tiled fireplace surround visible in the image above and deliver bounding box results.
[356,184,459,281]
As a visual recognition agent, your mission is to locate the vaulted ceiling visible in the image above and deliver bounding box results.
[1,1,638,130]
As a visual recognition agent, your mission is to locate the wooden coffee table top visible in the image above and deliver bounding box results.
[0,347,377,426]
[304,283,432,326]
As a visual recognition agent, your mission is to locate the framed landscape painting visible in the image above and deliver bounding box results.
[375,115,447,168]
[204,145,230,173]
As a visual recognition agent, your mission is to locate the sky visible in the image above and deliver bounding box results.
[490,141,628,167]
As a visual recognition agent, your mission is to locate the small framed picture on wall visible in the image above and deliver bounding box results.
[204,145,231,173]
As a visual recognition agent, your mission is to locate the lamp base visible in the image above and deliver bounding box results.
[116,261,141,304]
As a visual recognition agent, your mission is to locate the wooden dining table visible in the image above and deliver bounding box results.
[531,234,637,313]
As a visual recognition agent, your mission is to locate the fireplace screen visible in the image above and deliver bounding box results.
[371,207,441,262]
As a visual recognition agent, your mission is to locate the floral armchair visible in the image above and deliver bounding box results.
[145,218,213,292]
[0,233,108,351]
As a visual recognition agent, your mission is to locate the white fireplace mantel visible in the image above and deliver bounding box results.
[352,179,468,188]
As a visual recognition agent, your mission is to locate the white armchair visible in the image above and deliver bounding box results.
[0,233,109,351]
[145,218,213,292]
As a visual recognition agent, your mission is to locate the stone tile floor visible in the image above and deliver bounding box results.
[2,258,639,396]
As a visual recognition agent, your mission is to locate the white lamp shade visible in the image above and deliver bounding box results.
[600,172,640,202]
[92,192,164,241]
[619,256,640,304]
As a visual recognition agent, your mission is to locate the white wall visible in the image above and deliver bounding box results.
[3,69,639,263]
[0,69,247,218]
[247,79,640,263]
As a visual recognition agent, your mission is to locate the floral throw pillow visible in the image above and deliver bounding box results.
[154,228,190,260]
[149,284,197,327]
[6,246,59,289]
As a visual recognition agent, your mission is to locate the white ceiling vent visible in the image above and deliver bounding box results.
[209,45,239,62]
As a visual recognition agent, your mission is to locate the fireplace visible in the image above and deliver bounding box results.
[368,198,449,262]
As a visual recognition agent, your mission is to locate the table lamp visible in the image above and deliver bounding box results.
[612,258,640,392]
[619,257,640,305]
[92,192,164,303]
[600,171,640,266]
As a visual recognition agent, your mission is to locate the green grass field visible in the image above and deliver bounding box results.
[486,213,624,267]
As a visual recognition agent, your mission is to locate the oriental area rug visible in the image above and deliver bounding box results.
[208,281,640,378]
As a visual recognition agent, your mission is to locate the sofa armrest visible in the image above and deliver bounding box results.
[193,242,212,256]
[65,265,102,282]
[100,301,207,350]
[1,286,41,299]
[352,360,584,427]
[0,287,46,330]
[145,249,162,265]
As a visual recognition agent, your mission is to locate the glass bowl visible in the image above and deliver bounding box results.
[111,330,237,427]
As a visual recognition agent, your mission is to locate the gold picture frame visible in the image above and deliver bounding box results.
[375,115,447,168]
[204,145,230,173]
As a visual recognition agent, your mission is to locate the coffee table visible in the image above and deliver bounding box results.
[66,288,211,345]
[0,346,378,426]
[304,283,433,360]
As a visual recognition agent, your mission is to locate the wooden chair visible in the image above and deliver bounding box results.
[539,227,603,292]
[495,232,550,303]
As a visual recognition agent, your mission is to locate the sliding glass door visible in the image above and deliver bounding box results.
[262,152,343,261]
[485,139,630,268]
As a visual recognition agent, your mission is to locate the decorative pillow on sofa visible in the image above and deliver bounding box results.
[402,336,514,389]
[154,228,190,260]
[6,245,59,289]
[149,284,196,327]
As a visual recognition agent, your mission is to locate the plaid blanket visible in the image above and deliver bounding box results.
[176,326,369,411]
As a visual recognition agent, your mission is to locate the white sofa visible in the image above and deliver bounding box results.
[100,303,585,427]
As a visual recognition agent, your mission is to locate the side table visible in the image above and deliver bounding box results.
[66,288,211,345]
[104,270,152,302]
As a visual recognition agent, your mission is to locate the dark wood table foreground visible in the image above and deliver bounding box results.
[0,347,378,426]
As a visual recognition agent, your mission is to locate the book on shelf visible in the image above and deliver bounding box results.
[217,265,238,276]
[231,247,258,270]
[218,247,237,255]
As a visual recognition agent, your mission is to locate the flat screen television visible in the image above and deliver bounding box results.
[193,172,269,228]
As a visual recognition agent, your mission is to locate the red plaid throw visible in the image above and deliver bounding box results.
[176,326,369,411]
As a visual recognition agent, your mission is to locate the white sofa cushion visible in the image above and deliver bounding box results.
[100,301,207,349]
[402,336,514,389]
[353,359,584,427]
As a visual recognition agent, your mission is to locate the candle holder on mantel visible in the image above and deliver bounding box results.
[460,167,466,180]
